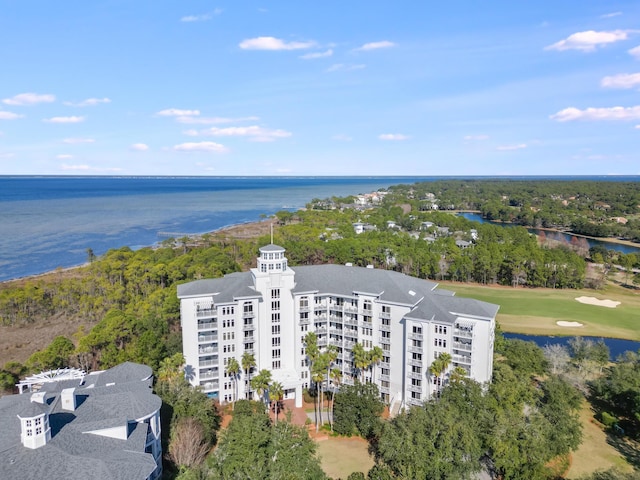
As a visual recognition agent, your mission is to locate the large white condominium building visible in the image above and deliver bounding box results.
[178,244,498,411]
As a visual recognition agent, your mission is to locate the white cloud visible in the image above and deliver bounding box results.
[64,97,111,107]
[550,105,640,121]
[56,154,74,159]
[326,63,366,72]
[545,30,630,52]
[199,125,292,142]
[173,141,228,153]
[3,93,55,106]
[630,45,640,59]
[63,137,95,144]
[239,36,315,51]
[0,152,14,159]
[332,134,352,141]
[43,116,85,124]
[601,12,622,18]
[60,163,90,170]
[130,143,149,151]
[181,9,222,22]
[355,41,396,51]
[464,134,489,141]
[157,108,200,117]
[0,110,24,120]
[176,115,259,125]
[497,144,527,151]
[300,49,333,60]
[635,124,640,129]
[379,133,410,141]
[601,73,640,89]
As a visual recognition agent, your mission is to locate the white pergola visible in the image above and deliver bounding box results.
[17,368,86,394]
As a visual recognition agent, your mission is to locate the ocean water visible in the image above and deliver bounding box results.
[2,175,639,283]
[0,176,426,282]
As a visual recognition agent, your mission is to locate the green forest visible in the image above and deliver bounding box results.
[1,179,639,478]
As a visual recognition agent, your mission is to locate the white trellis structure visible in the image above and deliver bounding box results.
[17,368,86,394]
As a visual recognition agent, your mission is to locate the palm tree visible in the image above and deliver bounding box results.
[304,332,320,426]
[429,352,452,398]
[450,366,468,384]
[369,346,383,383]
[311,363,325,432]
[352,343,370,383]
[323,346,338,422]
[250,369,272,411]
[329,367,341,432]
[241,352,256,399]
[225,357,240,410]
[269,381,284,423]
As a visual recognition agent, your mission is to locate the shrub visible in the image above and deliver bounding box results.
[601,411,617,428]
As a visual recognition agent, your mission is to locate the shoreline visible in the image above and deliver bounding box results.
[0,218,274,287]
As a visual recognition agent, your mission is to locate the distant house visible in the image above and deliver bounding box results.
[353,222,364,234]
[456,240,472,249]
[0,362,162,480]
[421,221,434,230]
[386,220,398,229]
[436,226,450,237]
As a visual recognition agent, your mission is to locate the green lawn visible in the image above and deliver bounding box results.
[440,282,640,341]
[315,436,374,479]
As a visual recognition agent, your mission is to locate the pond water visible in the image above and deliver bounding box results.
[458,212,640,255]
[503,333,640,360]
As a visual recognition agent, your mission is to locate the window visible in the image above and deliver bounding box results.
[223,319,235,328]
[411,391,421,400]
[412,352,422,361]
[272,313,280,323]
[363,300,372,312]
[272,349,281,358]
[35,427,42,435]
[272,360,281,369]
[382,305,391,314]
[272,325,280,335]
[222,306,235,315]
[412,339,421,347]
[26,429,33,437]
[272,288,280,299]
[261,264,267,272]
[300,297,309,308]
[413,326,422,334]
[412,379,422,387]
[244,303,253,314]
[34,418,41,426]
[26,420,32,427]
[412,365,422,374]
[272,337,281,346]
[271,301,280,311]
[244,343,254,351]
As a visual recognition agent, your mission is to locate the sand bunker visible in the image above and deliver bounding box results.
[575,296,621,308]
[556,321,584,327]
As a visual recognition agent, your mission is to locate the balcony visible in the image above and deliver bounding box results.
[198,346,218,355]
[453,342,472,352]
[299,305,310,313]
[342,377,355,386]
[314,314,328,322]
[242,324,255,332]
[344,306,358,314]
[199,371,218,380]
[200,382,219,392]
[199,359,218,368]
[379,361,390,369]
[329,338,342,347]
[407,397,423,407]
[379,385,390,394]
[343,317,358,326]
[408,384,423,393]
[196,308,216,318]
[453,354,472,364]
[198,334,218,343]
[379,323,391,332]
[243,336,254,343]
[317,337,328,347]
[197,321,217,331]
[379,311,391,319]
[454,330,473,339]
[408,371,423,380]
[242,311,254,318]
[409,332,423,341]
[329,328,344,336]
[408,358,423,367]
[244,348,254,355]
[343,329,358,339]
[379,374,390,382]
[408,345,422,354]
[299,318,310,325]
[315,327,327,335]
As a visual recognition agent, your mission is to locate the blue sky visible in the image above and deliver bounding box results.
[1,1,639,176]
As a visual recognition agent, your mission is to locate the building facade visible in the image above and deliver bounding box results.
[178,245,498,411]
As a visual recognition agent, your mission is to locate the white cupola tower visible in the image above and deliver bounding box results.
[17,394,51,449]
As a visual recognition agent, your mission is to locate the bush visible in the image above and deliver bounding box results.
[601,411,617,428]
[303,388,314,404]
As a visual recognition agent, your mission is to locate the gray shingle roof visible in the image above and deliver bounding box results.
[177,271,259,302]
[0,362,161,480]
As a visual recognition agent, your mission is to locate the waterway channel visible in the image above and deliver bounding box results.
[458,212,640,255]
[503,333,640,359]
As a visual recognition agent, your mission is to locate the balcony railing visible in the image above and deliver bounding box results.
[299,305,310,312]
[380,385,390,394]
[408,358,423,367]
[197,322,217,331]
[242,324,255,332]
[242,311,254,318]
[379,374,390,382]
[408,345,422,354]
[199,346,218,355]
[317,338,328,347]
[314,314,327,322]
[408,371,423,380]
[343,317,358,327]
[198,334,218,343]
[199,359,218,367]
[453,342,472,352]
[315,327,327,335]
[409,332,423,341]
[196,309,216,318]
[453,354,472,364]
[379,361,390,369]
[379,336,391,344]
[407,397,423,406]
[379,323,391,332]
[199,371,218,380]
[344,306,358,313]
[243,336,254,343]
[299,318,310,325]
[454,330,473,339]
[408,384,423,393]
[379,311,391,319]
[200,382,219,391]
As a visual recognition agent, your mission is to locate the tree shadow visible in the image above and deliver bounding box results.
[606,433,640,469]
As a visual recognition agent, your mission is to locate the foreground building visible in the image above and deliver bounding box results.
[0,362,162,480]
[178,245,498,411]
